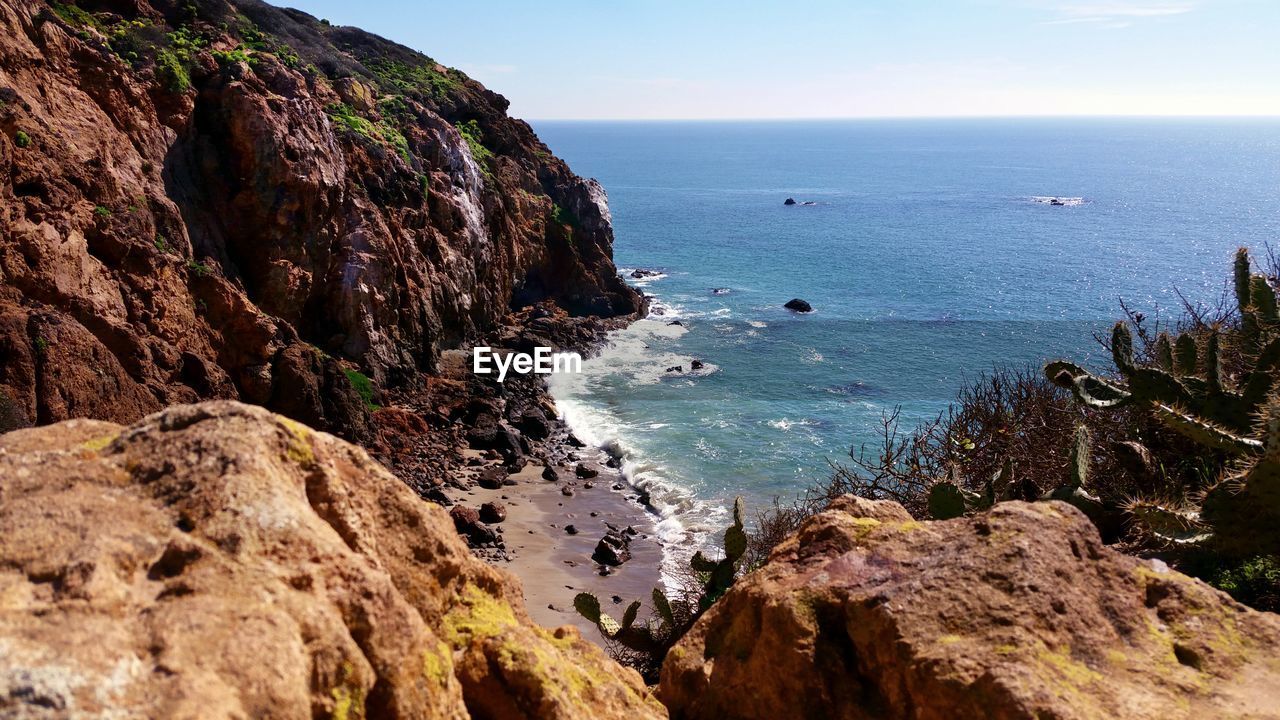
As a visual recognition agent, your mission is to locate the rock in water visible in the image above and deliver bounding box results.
[784,197,797,205]
[0,402,663,719]
[784,298,813,312]
[660,497,1280,719]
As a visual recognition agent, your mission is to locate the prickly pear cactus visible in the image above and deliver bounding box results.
[1047,249,1280,444]
[1197,396,1280,556]
[1046,249,1280,558]
[927,481,967,520]
[573,497,749,663]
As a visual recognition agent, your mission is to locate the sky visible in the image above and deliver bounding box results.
[281,0,1280,120]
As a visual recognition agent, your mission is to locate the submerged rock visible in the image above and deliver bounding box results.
[661,497,1280,719]
[0,402,663,719]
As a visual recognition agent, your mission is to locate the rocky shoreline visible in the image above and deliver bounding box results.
[367,301,666,637]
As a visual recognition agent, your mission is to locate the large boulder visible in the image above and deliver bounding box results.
[0,402,663,719]
[661,497,1280,720]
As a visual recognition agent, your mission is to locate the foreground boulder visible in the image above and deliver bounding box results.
[661,497,1280,720]
[0,402,663,719]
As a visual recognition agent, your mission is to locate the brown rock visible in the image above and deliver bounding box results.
[479,501,507,524]
[0,0,641,445]
[661,497,1280,720]
[0,402,663,719]
[478,466,508,490]
[592,531,632,567]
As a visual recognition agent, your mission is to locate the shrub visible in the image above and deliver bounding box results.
[50,1,97,28]
[211,47,251,67]
[456,119,494,181]
[93,205,112,217]
[13,130,30,148]
[272,45,301,69]
[365,57,458,100]
[343,368,379,411]
[1208,555,1280,612]
[186,259,211,277]
[325,103,376,139]
[156,48,191,93]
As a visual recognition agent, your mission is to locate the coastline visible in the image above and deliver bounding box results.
[377,302,668,640]
[460,447,664,635]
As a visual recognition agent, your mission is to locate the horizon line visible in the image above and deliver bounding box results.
[522,113,1280,123]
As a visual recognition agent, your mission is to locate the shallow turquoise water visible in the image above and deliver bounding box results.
[533,118,1280,554]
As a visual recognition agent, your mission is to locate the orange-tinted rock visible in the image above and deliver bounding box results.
[661,497,1280,720]
[0,402,664,719]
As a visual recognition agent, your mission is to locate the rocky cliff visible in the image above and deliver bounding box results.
[0,0,642,443]
[0,402,664,718]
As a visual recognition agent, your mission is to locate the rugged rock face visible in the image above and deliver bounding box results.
[0,402,664,719]
[661,497,1280,720]
[0,0,641,441]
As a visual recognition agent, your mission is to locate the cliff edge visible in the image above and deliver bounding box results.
[0,0,642,442]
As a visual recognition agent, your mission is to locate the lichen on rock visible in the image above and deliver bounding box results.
[0,402,664,719]
[660,496,1280,720]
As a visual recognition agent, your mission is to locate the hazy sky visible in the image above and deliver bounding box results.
[282,0,1280,120]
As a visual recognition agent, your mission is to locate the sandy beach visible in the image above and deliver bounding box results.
[454,447,665,637]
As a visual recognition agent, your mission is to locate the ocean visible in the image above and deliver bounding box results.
[532,118,1280,563]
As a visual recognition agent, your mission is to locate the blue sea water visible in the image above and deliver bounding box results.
[532,118,1280,562]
